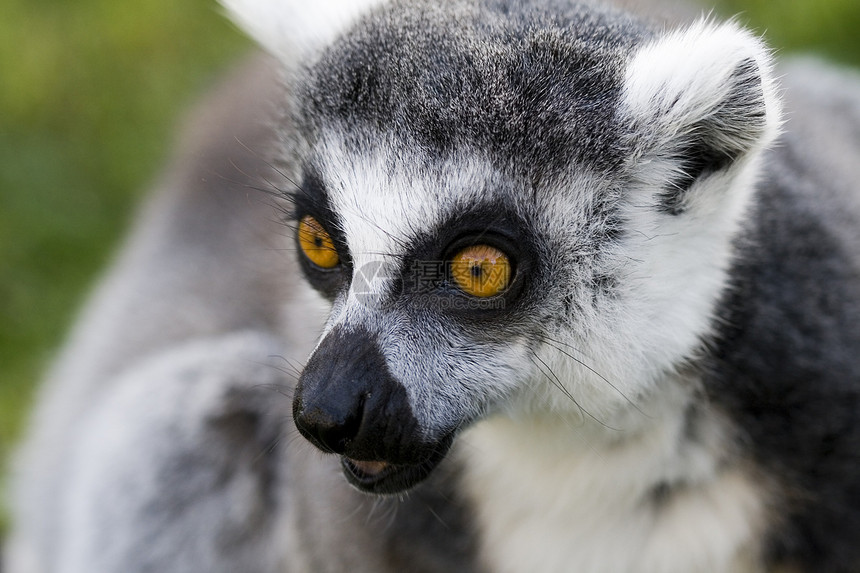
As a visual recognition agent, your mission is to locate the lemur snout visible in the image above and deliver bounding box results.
[293,325,419,462]
[294,325,457,493]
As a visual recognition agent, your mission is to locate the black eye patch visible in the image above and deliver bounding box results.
[398,203,541,324]
[292,169,352,299]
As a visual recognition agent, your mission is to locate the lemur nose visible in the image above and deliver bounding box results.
[293,390,365,454]
[293,324,420,463]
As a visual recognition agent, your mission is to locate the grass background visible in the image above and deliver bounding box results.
[1,0,859,531]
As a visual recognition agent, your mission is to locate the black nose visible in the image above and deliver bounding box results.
[294,389,365,454]
[293,325,419,462]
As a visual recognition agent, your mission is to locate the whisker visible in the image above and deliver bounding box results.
[533,334,646,416]
[232,136,309,198]
[529,351,621,431]
[527,352,586,422]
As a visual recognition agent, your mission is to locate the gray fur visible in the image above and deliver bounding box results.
[701,59,860,572]
[7,1,860,572]
[297,0,649,175]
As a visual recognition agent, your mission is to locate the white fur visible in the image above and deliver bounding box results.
[518,19,782,419]
[305,132,535,435]
[461,381,769,573]
[220,0,387,61]
[622,18,781,154]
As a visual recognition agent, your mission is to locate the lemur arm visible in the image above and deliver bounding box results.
[52,332,293,573]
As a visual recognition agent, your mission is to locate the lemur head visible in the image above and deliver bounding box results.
[223,0,780,494]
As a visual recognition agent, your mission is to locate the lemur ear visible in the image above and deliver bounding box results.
[220,0,387,62]
[620,19,781,209]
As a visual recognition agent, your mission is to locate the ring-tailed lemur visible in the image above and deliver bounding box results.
[7,0,860,572]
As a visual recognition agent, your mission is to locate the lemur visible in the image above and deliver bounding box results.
[7,0,860,571]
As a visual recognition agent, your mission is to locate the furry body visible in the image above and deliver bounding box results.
[6,1,860,572]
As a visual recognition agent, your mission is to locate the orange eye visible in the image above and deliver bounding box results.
[298,215,340,269]
[450,245,512,298]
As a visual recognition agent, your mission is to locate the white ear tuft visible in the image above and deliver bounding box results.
[220,0,388,62]
[621,18,781,199]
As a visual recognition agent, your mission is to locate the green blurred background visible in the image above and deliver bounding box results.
[1,0,859,531]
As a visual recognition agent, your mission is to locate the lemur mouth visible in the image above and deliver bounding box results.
[341,456,441,494]
[341,435,455,494]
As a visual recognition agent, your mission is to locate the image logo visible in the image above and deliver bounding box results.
[351,259,400,309]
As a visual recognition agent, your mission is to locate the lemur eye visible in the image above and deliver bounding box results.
[450,245,512,298]
[298,215,340,269]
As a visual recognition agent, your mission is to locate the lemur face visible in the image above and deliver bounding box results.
[291,138,551,493]
[259,0,780,494]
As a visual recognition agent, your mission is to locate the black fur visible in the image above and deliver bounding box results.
[286,454,483,572]
[380,465,485,572]
[399,199,540,326]
[702,115,860,572]
[660,57,769,214]
[293,170,352,300]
